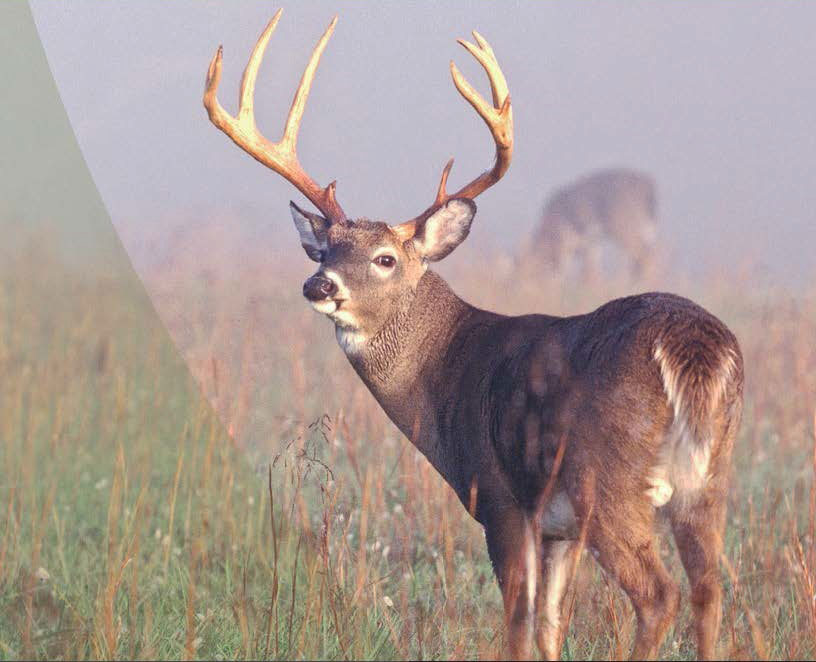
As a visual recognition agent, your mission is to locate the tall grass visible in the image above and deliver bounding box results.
[1,240,814,659]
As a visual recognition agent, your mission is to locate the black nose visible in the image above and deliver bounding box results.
[303,275,337,301]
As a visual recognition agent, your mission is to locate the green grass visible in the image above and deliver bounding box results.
[0,247,814,660]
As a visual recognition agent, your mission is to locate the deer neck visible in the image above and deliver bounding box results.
[338,270,474,475]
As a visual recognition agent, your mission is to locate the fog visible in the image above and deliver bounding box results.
[31,1,816,286]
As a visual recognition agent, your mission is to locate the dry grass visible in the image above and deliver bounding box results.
[0,236,815,660]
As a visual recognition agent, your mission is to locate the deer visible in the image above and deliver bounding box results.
[203,11,744,660]
[524,168,659,282]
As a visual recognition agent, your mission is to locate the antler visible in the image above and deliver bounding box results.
[402,31,513,228]
[203,10,346,225]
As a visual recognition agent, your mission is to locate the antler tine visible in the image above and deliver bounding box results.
[402,31,513,226]
[467,31,507,108]
[203,12,346,225]
[434,158,456,206]
[237,10,283,124]
[204,47,228,131]
[283,16,338,150]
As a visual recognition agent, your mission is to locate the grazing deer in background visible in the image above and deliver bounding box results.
[204,11,744,660]
[524,168,659,281]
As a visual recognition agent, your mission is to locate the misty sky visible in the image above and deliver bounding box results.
[31,1,816,284]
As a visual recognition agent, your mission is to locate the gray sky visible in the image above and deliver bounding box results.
[31,1,816,284]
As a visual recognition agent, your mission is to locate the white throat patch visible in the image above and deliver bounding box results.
[336,326,367,354]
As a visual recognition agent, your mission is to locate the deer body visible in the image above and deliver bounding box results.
[312,238,743,660]
[204,12,743,659]
[528,168,659,281]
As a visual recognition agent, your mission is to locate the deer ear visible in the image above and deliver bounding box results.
[290,201,329,262]
[412,198,476,262]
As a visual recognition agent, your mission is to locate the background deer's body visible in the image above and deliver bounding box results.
[527,168,658,281]
[203,13,744,659]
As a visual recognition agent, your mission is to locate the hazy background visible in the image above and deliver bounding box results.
[31,1,816,286]
[4,5,816,658]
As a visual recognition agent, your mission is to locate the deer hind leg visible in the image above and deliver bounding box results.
[539,231,568,276]
[590,517,679,660]
[669,409,737,660]
[579,241,604,283]
[666,375,740,660]
[485,510,538,660]
[670,494,725,661]
[535,539,578,661]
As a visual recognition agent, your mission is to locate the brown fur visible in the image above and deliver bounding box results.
[328,262,743,660]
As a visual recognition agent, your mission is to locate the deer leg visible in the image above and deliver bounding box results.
[670,400,738,661]
[590,523,679,660]
[671,491,727,661]
[539,231,565,275]
[558,229,580,278]
[581,241,603,283]
[485,509,537,660]
[535,539,577,661]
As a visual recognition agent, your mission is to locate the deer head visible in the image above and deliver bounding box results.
[203,10,512,345]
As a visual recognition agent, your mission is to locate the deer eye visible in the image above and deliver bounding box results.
[373,254,396,268]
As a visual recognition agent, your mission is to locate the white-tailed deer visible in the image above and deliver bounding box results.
[525,168,659,281]
[204,12,743,660]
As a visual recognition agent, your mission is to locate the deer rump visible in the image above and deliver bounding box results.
[450,291,743,529]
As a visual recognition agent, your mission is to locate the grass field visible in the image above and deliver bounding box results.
[1,240,815,660]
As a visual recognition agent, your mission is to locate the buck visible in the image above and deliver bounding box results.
[204,12,744,660]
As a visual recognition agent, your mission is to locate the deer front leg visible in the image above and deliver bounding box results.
[485,507,537,660]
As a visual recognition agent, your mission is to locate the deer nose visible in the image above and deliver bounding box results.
[303,275,337,301]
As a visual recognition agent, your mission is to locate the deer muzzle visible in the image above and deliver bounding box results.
[303,274,338,302]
